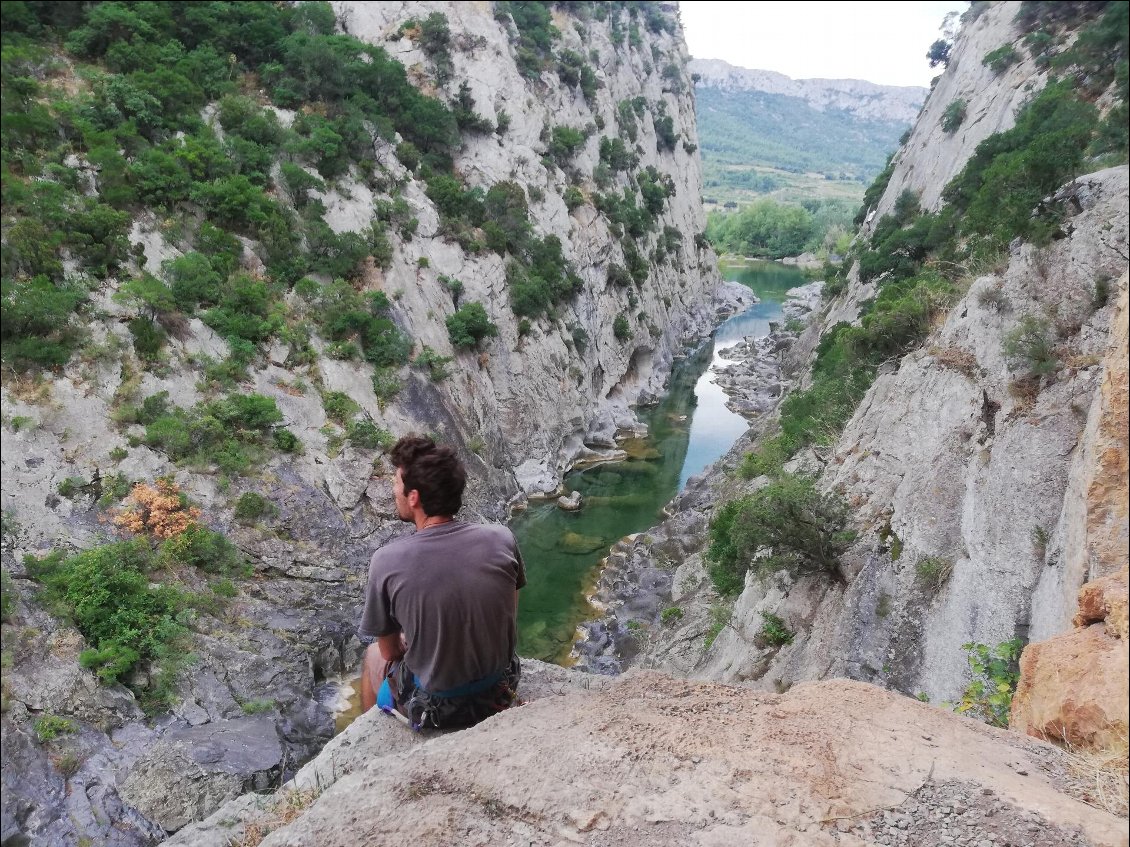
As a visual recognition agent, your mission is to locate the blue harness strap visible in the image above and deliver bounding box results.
[413,669,504,699]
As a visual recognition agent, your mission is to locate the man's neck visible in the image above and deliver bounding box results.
[416,514,454,531]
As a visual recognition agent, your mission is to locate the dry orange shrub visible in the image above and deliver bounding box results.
[112,480,200,539]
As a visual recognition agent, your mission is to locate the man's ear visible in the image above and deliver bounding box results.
[405,488,421,510]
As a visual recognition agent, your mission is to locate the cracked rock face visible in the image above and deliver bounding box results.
[119,716,285,833]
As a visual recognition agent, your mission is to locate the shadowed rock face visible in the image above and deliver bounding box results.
[119,716,285,832]
[168,673,1126,847]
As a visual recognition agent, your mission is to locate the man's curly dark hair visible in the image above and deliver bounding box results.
[389,435,466,517]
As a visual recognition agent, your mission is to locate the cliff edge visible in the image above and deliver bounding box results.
[168,673,1126,847]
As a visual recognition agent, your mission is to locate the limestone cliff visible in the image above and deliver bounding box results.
[330,1,724,496]
[864,0,1043,225]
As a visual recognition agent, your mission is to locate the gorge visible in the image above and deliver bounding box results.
[1,1,1127,845]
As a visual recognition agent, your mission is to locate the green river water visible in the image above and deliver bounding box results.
[512,260,810,662]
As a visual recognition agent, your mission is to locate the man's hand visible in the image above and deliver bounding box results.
[378,631,407,662]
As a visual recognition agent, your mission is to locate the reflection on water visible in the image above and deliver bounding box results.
[512,260,811,663]
[679,261,802,489]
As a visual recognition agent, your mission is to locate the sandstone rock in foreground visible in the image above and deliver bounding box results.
[1012,566,1130,751]
[188,674,1126,847]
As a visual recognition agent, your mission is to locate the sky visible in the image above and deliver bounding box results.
[679,1,970,88]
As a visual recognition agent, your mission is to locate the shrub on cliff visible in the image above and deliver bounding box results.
[706,475,855,595]
[447,302,498,349]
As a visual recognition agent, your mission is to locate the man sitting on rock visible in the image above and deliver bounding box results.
[359,434,525,729]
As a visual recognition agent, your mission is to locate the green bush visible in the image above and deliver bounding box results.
[855,157,896,224]
[704,603,731,648]
[654,114,677,152]
[915,556,954,592]
[499,0,559,78]
[414,345,453,381]
[143,393,294,475]
[446,302,498,349]
[759,612,793,647]
[347,418,393,450]
[0,276,86,370]
[232,492,275,525]
[1003,315,1058,376]
[311,280,411,368]
[548,125,586,165]
[1,568,15,623]
[612,315,631,341]
[706,474,855,595]
[34,714,78,742]
[942,80,1098,246]
[941,99,967,134]
[982,44,1019,73]
[27,540,183,685]
[371,367,401,409]
[321,390,358,425]
[57,477,87,499]
[128,316,167,362]
[563,185,585,211]
[506,235,582,318]
[158,523,248,574]
[660,606,683,625]
[738,435,791,480]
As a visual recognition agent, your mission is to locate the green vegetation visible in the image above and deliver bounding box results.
[141,393,299,476]
[955,639,1023,727]
[347,418,393,450]
[704,603,731,648]
[941,99,967,134]
[321,391,359,426]
[982,44,1020,73]
[660,606,683,625]
[1,568,14,622]
[1,0,463,374]
[34,714,77,742]
[232,492,276,525]
[758,612,793,647]
[612,315,631,341]
[414,346,453,381]
[446,302,498,349]
[915,556,954,592]
[705,197,855,260]
[303,280,410,368]
[1002,315,1058,376]
[706,474,855,595]
[240,698,275,715]
[25,514,245,709]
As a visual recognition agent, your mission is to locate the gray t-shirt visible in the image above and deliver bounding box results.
[359,520,526,692]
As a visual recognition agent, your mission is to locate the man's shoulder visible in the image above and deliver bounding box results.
[368,531,419,567]
[461,521,515,546]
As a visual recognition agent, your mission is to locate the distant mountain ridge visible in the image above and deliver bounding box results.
[689,58,927,206]
[689,58,927,123]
